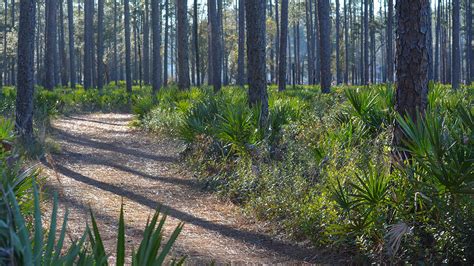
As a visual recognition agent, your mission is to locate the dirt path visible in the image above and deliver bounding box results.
[41,113,322,265]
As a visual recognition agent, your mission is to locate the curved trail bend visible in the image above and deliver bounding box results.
[42,113,323,265]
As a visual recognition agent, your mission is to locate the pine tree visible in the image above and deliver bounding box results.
[246,0,268,127]
[16,0,36,143]
[393,0,430,156]
[177,0,190,90]
[319,0,331,93]
[278,0,288,91]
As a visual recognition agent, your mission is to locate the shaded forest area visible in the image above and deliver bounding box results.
[0,0,473,264]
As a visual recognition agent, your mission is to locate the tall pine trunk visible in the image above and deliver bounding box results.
[163,0,169,86]
[143,0,150,85]
[44,0,57,90]
[363,0,369,84]
[124,0,132,93]
[67,0,76,88]
[319,0,331,93]
[314,0,320,84]
[208,0,221,91]
[113,0,118,85]
[335,0,341,84]
[344,0,349,84]
[305,0,314,85]
[177,0,190,90]
[393,0,429,157]
[451,0,460,89]
[97,0,104,90]
[16,0,36,143]
[59,0,68,86]
[246,0,268,127]
[278,0,288,91]
[434,0,441,82]
[83,0,93,89]
[193,0,200,86]
[152,0,162,94]
[237,0,245,86]
[467,0,472,84]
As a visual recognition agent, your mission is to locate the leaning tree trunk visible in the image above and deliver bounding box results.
[124,0,132,94]
[67,0,76,88]
[177,0,190,90]
[318,0,331,93]
[16,0,36,143]
[392,0,429,158]
[44,0,57,90]
[278,0,288,92]
[451,0,460,90]
[152,0,162,94]
[97,0,104,90]
[237,0,245,86]
[246,0,268,127]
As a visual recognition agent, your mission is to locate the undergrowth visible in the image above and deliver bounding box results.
[138,83,473,264]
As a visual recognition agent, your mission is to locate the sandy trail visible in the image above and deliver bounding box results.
[42,113,321,265]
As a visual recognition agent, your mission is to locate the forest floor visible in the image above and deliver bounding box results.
[40,113,326,265]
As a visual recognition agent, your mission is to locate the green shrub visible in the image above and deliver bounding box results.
[0,183,184,265]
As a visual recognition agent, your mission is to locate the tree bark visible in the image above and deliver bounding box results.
[177,0,190,90]
[124,0,132,93]
[16,0,36,143]
[143,0,150,85]
[468,0,473,84]
[451,0,460,89]
[246,0,268,127]
[369,0,375,83]
[59,0,68,87]
[434,0,441,82]
[336,0,341,84]
[305,0,314,85]
[152,0,162,94]
[314,0,320,84]
[67,0,76,88]
[83,0,93,89]
[393,0,429,156]
[208,0,221,91]
[44,0,58,90]
[278,0,288,91]
[318,0,331,93]
[237,0,245,86]
[163,0,169,86]
[363,0,369,84]
[344,0,349,84]
[113,0,118,85]
[97,0,104,90]
[193,0,200,86]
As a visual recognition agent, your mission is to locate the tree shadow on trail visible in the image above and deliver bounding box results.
[64,115,127,126]
[47,163,320,263]
[60,149,199,189]
[53,128,177,163]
